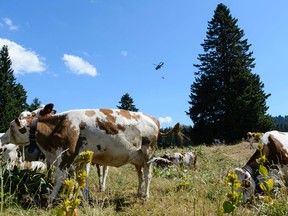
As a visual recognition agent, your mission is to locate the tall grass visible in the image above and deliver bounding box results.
[1,142,288,215]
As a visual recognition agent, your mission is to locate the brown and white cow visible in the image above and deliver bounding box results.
[235,130,288,202]
[0,108,180,204]
[162,151,197,169]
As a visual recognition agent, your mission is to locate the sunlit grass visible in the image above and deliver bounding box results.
[2,142,288,215]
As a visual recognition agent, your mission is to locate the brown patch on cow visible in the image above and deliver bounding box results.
[85,110,96,117]
[267,134,288,165]
[116,110,140,121]
[99,109,117,123]
[36,115,80,160]
[79,121,87,130]
[96,117,119,135]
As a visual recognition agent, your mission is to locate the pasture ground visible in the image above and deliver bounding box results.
[2,141,288,216]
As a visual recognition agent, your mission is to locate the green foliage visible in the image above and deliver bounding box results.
[0,164,51,209]
[176,175,194,192]
[0,45,28,132]
[272,115,288,131]
[223,172,242,214]
[256,144,274,204]
[186,3,272,144]
[116,93,139,112]
[27,98,42,112]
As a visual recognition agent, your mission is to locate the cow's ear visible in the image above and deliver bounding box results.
[15,118,21,127]
[41,103,54,116]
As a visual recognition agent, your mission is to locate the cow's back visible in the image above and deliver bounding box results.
[260,131,288,151]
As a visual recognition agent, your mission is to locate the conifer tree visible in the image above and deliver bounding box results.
[27,98,42,111]
[117,93,139,112]
[187,4,272,143]
[0,45,28,132]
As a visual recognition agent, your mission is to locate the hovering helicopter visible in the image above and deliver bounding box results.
[154,62,164,70]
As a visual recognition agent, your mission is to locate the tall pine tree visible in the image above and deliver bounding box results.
[0,45,28,132]
[117,93,139,111]
[187,4,272,144]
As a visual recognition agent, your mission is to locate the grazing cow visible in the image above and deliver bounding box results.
[235,130,288,202]
[246,132,264,149]
[149,151,197,169]
[0,108,180,204]
[162,152,197,169]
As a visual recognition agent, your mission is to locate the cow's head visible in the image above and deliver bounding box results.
[32,103,56,117]
[19,111,32,119]
[0,117,31,146]
[234,167,256,202]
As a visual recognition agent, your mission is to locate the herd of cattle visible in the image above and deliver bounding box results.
[1,103,288,206]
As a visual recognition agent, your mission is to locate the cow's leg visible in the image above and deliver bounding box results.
[47,162,52,183]
[135,165,144,197]
[82,163,90,200]
[101,165,109,192]
[49,167,67,205]
[143,160,153,200]
[96,164,104,192]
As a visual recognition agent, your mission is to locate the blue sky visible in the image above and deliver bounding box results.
[1,1,288,127]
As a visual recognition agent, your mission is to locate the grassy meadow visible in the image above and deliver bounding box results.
[2,141,288,216]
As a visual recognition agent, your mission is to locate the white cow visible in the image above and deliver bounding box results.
[0,108,180,205]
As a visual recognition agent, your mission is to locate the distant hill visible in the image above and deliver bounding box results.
[272,115,288,131]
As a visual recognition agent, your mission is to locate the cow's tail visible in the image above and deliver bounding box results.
[159,123,181,137]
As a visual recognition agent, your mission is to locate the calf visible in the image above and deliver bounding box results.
[0,108,180,204]
[235,130,288,202]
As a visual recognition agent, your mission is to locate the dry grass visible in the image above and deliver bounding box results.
[2,141,288,215]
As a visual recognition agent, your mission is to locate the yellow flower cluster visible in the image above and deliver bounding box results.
[58,150,94,216]
[76,170,88,189]
[79,151,93,163]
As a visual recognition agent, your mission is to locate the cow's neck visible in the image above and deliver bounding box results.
[243,149,261,177]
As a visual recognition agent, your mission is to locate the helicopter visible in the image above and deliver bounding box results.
[154,62,164,70]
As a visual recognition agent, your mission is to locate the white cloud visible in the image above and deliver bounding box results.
[121,51,128,57]
[0,38,46,75]
[62,54,97,77]
[159,116,173,125]
[2,18,19,31]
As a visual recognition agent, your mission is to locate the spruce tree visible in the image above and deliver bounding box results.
[117,93,139,112]
[186,4,272,144]
[0,45,28,132]
[27,98,42,111]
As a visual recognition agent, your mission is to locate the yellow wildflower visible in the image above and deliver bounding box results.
[79,151,93,163]
[76,170,88,189]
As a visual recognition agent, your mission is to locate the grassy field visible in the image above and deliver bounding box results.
[2,141,288,216]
